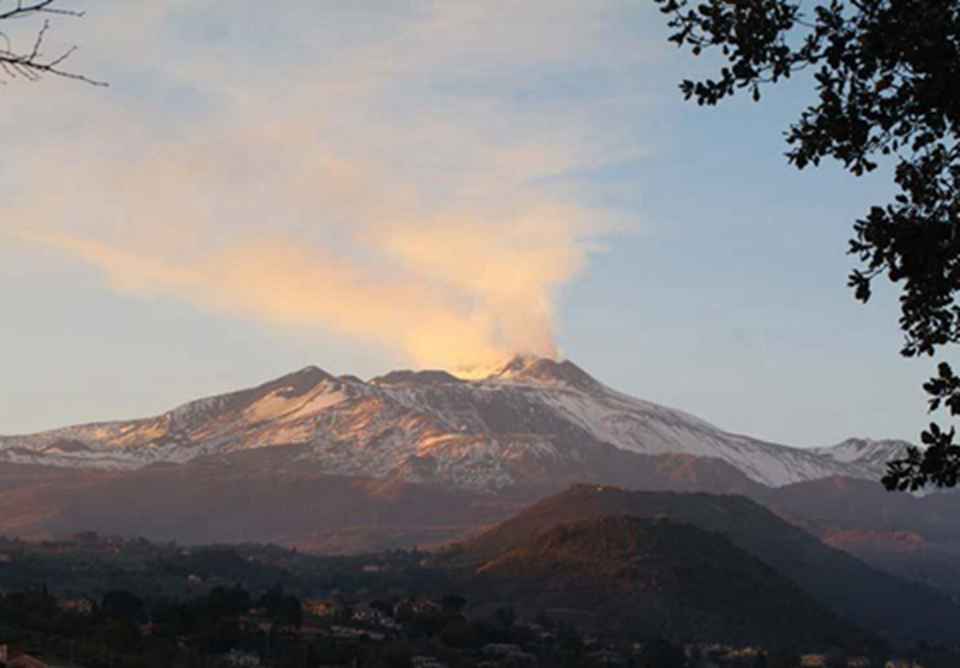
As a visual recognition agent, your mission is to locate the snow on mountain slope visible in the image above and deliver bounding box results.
[810,438,911,481]
[0,356,894,489]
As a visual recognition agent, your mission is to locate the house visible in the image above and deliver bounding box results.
[57,598,93,616]
[586,649,627,666]
[411,657,447,668]
[350,606,399,629]
[303,599,339,617]
[727,647,763,660]
[221,649,261,667]
[393,598,440,618]
[481,644,537,666]
[330,626,384,641]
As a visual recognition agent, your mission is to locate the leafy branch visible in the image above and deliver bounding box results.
[653,0,960,490]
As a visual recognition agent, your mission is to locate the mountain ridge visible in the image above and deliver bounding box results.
[442,484,960,644]
[450,513,870,648]
[0,355,909,489]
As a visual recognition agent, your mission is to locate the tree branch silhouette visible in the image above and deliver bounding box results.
[653,0,960,490]
[0,0,105,85]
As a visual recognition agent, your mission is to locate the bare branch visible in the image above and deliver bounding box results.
[0,0,104,86]
[0,1,82,21]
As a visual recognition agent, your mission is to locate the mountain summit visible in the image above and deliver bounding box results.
[485,354,601,390]
[0,356,898,489]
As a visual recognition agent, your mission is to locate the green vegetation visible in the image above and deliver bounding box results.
[652,0,960,489]
[0,526,955,666]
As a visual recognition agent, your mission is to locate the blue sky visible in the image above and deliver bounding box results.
[0,1,943,445]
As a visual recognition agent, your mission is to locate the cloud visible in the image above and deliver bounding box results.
[24,211,591,371]
[13,103,605,370]
[4,1,649,371]
[25,232,510,368]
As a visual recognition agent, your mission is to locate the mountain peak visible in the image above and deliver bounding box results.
[488,354,600,390]
[1,356,893,491]
[809,437,914,481]
[370,369,464,386]
[287,364,333,379]
[272,365,337,391]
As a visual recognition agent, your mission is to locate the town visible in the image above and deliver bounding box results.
[0,534,951,668]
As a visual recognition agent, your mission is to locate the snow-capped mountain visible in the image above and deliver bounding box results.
[0,356,896,490]
[809,438,911,481]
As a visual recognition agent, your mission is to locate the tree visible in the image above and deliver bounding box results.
[493,605,515,630]
[0,0,104,85]
[653,0,960,489]
[258,586,302,629]
[440,593,467,615]
[636,636,687,668]
[100,589,146,623]
[767,651,801,668]
[556,623,585,668]
[824,649,849,668]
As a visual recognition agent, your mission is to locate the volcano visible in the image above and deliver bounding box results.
[0,355,906,490]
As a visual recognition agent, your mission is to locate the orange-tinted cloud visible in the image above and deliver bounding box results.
[7,3,637,372]
[27,214,581,371]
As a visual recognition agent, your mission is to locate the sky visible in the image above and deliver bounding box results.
[0,1,946,446]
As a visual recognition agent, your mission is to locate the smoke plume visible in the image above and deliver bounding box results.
[4,1,643,372]
[17,111,601,372]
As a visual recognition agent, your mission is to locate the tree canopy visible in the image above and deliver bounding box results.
[653,0,960,490]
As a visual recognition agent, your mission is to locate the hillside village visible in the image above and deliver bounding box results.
[0,533,952,668]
